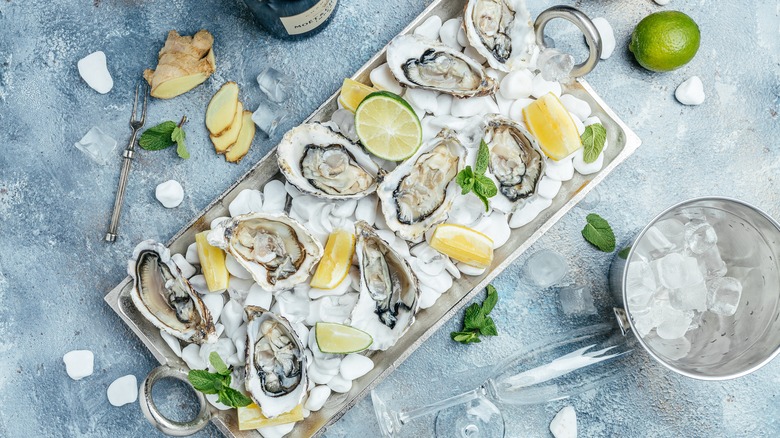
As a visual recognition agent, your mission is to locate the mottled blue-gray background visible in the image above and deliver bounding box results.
[1,0,779,437]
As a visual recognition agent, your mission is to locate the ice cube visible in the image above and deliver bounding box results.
[645,333,691,361]
[155,180,184,208]
[558,283,597,316]
[636,226,674,259]
[74,127,117,165]
[684,221,718,254]
[626,261,656,309]
[63,350,94,380]
[107,375,138,407]
[706,277,742,316]
[256,67,293,103]
[537,48,574,82]
[252,95,289,138]
[653,218,686,251]
[77,51,113,94]
[696,245,727,278]
[668,281,707,312]
[523,249,568,288]
[549,405,577,438]
[652,253,703,289]
[656,308,694,340]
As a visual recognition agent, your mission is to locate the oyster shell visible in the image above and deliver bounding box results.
[128,240,216,344]
[350,221,419,350]
[377,129,466,242]
[464,0,537,72]
[386,34,497,97]
[208,212,323,291]
[244,306,307,418]
[277,123,380,199]
[483,114,545,202]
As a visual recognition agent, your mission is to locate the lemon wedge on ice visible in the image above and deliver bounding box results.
[338,78,377,113]
[237,403,303,431]
[523,92,581,161]
[310,229,355,290]
[195,231,229,292]
[429,224,494,269]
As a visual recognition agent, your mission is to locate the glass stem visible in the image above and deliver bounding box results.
[396,386,485,426]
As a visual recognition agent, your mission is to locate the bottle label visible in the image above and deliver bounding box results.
[279,0,337,35]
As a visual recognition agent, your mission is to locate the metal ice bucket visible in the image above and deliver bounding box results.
[609,197,780,380]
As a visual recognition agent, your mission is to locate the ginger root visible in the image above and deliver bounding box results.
[144,30,216,99]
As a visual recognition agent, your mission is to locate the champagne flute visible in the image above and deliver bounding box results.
[372,323,634,438]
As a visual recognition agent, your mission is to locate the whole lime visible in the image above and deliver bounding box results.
[629,11,701,72]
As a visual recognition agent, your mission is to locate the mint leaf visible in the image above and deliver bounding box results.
[582,213,616,252]
[475,139,490,175]
[581,123,607,164]
[172,126,189,159]
[463,303,484,331]
[139,121,176,151]
[218,387,253,408]
[188,370,219,394]
[456,166,475,194]
[618,246,631,259]
[451,331,481,344]
[479,317,498,337]
[482,285,498,315]
[474,192,490,212]
[473,175,498,198]
[209,352,230,376]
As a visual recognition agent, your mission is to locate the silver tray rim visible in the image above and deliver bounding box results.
[104,1,641,436]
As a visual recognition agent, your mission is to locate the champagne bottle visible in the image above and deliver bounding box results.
[243,0,339,39]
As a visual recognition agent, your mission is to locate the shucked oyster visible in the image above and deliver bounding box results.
[244,306,307,418]
[128,240,216,344]
[277,123,380,199]
[208,212,323,291]
[350,221,419,350]
[386,34,497,97]
[377,128,466,242]
[464,0,537,72]
[483,114,545,202]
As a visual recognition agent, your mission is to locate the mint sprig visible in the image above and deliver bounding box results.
[187,352,252,408]
[581,213,616,252]
[139,116,190,159]
[456,140,498,211]
[451,284,499,344]
[581,123,607,164]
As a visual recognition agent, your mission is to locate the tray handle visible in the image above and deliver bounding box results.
[534,5,603,78]
[140,365,212,436]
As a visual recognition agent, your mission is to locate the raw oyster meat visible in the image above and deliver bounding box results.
[128,240,216,344]
[464,0,537,72]
[377,128,466,242]
[244,306,307,417]
[483,114,544,202]
[208,212,323,291]
[277,123,380,199]
[350,221,419,350]
[386,34,497,97]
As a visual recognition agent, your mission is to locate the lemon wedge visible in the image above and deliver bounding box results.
[355,91,422,161]
[429,224,494,269]
[315,322,373,354]
[237,403,304,431]
[522,92,582,161]
[338,78,377,113]
[195,231,229,292]
[310,229,355,290]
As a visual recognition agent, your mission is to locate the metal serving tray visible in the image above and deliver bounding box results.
[105,1,641,436]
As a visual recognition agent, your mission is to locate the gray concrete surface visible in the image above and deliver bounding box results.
[0,0,778,437]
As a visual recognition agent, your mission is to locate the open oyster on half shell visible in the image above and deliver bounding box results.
[386,34,497,97]
[464,0,537,72]
[377,128,466,242]
[277,123,381,199]
[482,114,545,203]
[244,306,307,418]
[350,221,419,351]
[208,212,323,291]
[128,240,216,344]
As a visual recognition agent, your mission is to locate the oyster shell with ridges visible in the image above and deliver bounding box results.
[464,0,537,72]
[482,114,545,203]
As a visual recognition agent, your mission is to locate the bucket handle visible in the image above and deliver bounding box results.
[534,5,603,78]
[139,365,212,436]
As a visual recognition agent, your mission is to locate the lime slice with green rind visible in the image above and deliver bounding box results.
[315,322,373,354]
[355,91,422,161]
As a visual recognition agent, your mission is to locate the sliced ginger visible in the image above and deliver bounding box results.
[144,30,216,99]
[225,111,255,163]
[210,101,244,154]
[206,82,240,136]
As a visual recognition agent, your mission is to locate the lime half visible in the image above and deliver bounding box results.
[315,322,373,354]
[355,91,422,161]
